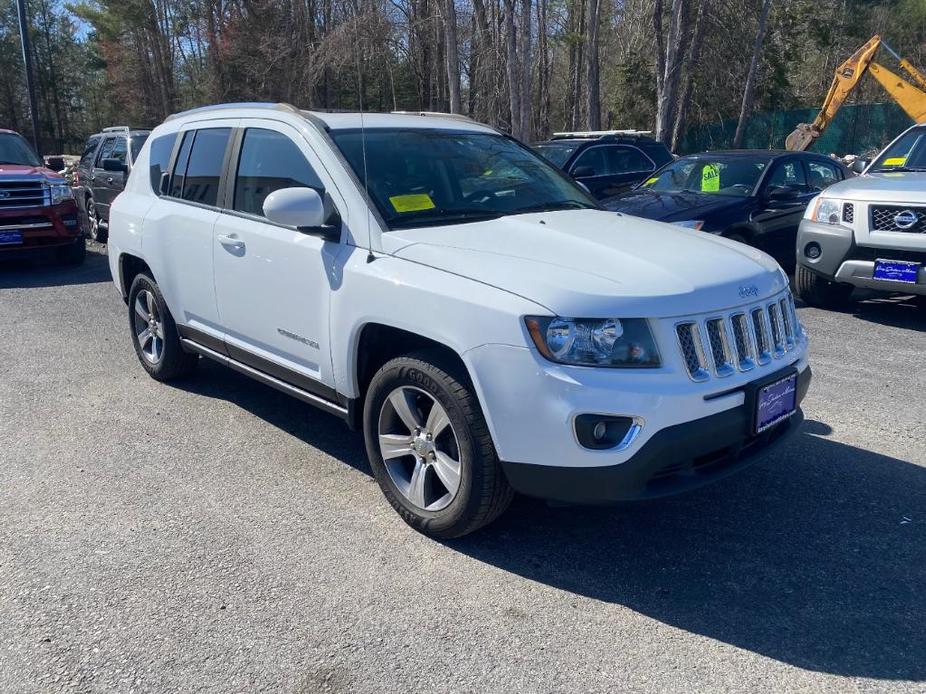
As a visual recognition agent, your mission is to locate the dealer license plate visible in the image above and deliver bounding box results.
[0,231,22,246]
[873,259,920,284]
[755,373,797,434]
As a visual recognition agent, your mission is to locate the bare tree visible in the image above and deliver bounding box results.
[653,0,687,144]
[585,0,600,129]
[442,0,462,113]
[671,0,709,151]
[732,0,774,148]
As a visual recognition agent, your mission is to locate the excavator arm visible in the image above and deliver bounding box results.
[785,36,881,151]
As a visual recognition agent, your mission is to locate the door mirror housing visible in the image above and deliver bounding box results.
[572,165,595,178]
[101,158,127,173]
[766,185,801,202]
[263,186,340,241]
[851,158,869,174]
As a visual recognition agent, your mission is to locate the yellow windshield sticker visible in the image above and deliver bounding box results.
[701,164,720,192]
[643,176,659,187]
[883,156,907,166]
[389,193,435,213]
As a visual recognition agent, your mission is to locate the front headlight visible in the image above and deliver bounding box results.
[671,219,704,230]
[808,197,842,224]
[524,316,661,368]
[49,182,74,205]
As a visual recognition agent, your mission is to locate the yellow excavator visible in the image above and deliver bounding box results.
[785,35,926,151]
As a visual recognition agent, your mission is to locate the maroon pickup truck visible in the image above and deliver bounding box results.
[0,129,84,265]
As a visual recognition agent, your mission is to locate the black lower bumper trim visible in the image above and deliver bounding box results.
[501,365,811,504]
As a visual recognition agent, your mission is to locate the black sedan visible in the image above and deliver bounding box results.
[601,150,850,268]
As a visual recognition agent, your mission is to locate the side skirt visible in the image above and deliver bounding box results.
[179,338,351,422]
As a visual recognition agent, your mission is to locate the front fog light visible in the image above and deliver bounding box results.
[575,415,638,450]
[805,242,821,260]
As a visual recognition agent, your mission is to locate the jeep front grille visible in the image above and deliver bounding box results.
[870,204,926,233]
[675,292,800,381]
[0,179,48,209]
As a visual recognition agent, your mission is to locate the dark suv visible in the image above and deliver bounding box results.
[533,131,674,199]
[75,126,150,242]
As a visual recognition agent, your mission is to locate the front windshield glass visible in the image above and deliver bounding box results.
[330,129,597,229]
[870,127,926,172]
[641,157,768,197]
[0,132,42,167]
[533,142,581,168]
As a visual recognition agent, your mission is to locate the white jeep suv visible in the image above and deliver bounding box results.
[108,103,811,538]
[796,123,926,307]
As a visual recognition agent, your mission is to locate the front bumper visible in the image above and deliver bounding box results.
[0,200,81,254]
[502,365,810,503]
[797,219,926,295]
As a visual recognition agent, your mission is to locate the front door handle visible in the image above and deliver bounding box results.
[217,233,245,252]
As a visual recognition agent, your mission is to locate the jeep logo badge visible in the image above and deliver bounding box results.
[893,209,919,229]
[738,285,759,298]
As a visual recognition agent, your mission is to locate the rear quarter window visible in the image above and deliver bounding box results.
[148,133,177,194]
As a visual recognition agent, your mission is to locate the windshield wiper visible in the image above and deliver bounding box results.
[509,200,599,215]
[392,208,505,228]
[871,166,926,173]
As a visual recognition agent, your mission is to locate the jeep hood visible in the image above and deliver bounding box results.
[383,210,787,318]
[824,172,926,202]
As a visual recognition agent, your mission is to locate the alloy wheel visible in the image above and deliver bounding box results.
[133,289,165,364]
[87,199,100,240]
[377,386,462,511]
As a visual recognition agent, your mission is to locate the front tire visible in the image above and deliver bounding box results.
[127,273,198,381]
[795,263,853,309]
[363,351,513,539]
[86,196,106,243]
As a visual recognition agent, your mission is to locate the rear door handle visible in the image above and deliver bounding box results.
[217,233,245,251]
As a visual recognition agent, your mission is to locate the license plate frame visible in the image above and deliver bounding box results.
[873,258,920,284]
[753,372,798,435]
[0,230,23,246]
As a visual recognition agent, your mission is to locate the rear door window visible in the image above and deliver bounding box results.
[169,128,231,206]
[233,128,323,217]
[607,146,654,174]
[94,138,116,167]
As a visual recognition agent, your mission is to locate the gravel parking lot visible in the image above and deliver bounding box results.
[1,243,924,693]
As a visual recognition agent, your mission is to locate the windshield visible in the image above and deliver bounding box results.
[533,142,582,168]
[640,157,768,197]
[0,132,42,167]
[869,127,926,172]
[330,129,597,229]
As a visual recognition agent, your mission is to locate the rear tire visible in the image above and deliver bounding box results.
[795,263,853,309]
[127,273,198,381]
[363,351,513,539]
[57,237,86,266]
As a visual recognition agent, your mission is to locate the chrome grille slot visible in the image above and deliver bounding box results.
[705,318,735,377]
[751,308,771,364]
[730,313,756,371]
[779,298,795,348]
[675,322,709,382]
[767,303,785,355]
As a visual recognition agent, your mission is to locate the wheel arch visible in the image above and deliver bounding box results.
[118,253,154,301]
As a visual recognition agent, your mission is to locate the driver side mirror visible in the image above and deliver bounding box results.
[850,158,869,174]
[572,165,595,178]
[263,187,340,242]
[102,158,127,173]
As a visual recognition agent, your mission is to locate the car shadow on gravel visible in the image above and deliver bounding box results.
[851,294,926,331]
[449,421,925,682]
[0,242,110,289]
[171,359,371,476]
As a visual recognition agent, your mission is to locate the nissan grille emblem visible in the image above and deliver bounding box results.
[893,209,919,229]
[738,285,759,298]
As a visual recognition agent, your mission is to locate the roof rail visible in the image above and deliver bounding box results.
[552,129,654,139]
[165,102,302,122]
[102,126,131,133]
[391,110,476,124]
